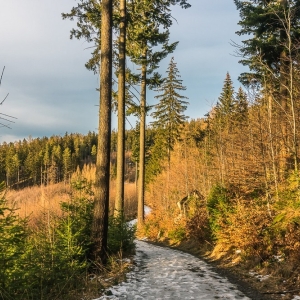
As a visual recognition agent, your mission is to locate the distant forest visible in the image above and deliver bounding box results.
[0,130,138,188]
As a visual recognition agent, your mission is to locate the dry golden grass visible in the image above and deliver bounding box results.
[109,181,138,219]
[6,183,70,223]
[72,163,138,218]
[6,169,138,226]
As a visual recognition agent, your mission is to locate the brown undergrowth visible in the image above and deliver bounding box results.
[140,199,300,300]
[139,147,300,300]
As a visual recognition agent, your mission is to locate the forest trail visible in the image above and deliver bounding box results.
[96,240,252,300]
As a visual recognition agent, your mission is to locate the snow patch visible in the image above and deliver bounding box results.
[96,240,251,299]
[128,205,152,227]
[249,271,270,281]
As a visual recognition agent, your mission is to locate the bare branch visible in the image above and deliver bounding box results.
[0,112,17,119]
[0,93,9,105]
[0,116,15,123]
[0,122,11,129]
[0,66,5,87]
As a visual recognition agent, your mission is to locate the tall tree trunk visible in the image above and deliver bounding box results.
[278,0,289,179]
[115,0,126,217]
[91,0,112,264]
[137,53,147,227]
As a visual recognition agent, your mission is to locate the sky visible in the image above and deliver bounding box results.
[0,0,247,144]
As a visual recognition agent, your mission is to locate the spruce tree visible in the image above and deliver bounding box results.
[234,0,300,85]
[215,72,235,126]
[151,57,189,162]
[235,87,248,123]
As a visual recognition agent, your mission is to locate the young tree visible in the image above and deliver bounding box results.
[62,147,72,183]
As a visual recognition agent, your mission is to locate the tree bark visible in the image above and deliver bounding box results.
[137,54,147,227]
[115,0,126,217]
[91,0,112,264]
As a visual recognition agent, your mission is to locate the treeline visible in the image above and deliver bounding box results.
[0,130,150,189]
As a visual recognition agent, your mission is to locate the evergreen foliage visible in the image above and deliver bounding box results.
[215,72,235,125]
[234,0,300,85]
[108,215,136,254]
[0,178,131,299]
[235,87,248,123]
[0,131,142,189]
[146,58,188,183]
[0,182,28,297]
[151,57,189,154]
[206,184,232,239]
[0,179,94,299]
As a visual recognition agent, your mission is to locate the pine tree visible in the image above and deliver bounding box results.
[215,72,235,127]
[235,87,248,123]
[151,57,189,161]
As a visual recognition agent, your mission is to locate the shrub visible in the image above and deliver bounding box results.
[186,206,211,243]
[207,184,232,239]
[108,214,135,255]
[168,226,186,242]
[0,182,28,297]
[0,178,95,299]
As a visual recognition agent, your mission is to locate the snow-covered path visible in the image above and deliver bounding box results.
[97,240,251,300]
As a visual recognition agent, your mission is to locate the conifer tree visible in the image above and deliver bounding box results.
[234,0,300,85]
[215,72,235,126]
[151,57,189,162]
[115,0,126,218]
[63,147,72,183]
[235,87,248,123]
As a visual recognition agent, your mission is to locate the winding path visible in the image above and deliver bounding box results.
[97,240,251,300]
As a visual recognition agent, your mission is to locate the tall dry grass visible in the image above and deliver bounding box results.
[6,164,138,226]
[6,183,70,223]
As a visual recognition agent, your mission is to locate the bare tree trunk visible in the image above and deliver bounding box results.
[91,0,112,264]
[137,54,147,227]
[267,93,279,200]
[278,0,289,179]
[115,0,126,217]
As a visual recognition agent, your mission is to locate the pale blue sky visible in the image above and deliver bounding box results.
[0,0,247,143]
